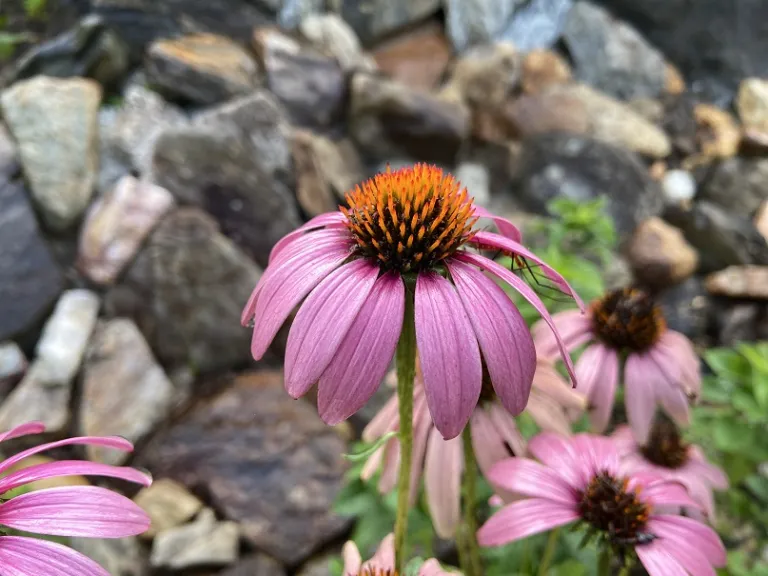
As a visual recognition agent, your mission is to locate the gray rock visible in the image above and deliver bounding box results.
[662,170,696,204]
[0,180,63,341]
[80,319,174,464]
[455,162,491,207]
[500,0,574,52]
[134,478,204,538]
[278,0,325,29]
[713,302,768,347]
[220,554,286,576]
[443,0,520,52]
[563,1,666,100]
[150,508,240,569]
[0,342,26,391]
[297,554,334,576]
[698,158,768,218]
[337,0,441,45]
[658,277,710,344]
[299,14,375,73]
[1,76,101,231]
[69,537,147,576]
[104,208,261,373]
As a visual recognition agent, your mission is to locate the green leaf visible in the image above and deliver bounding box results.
[342,431,397,461]
[24,0,47,18]
[550,560,589,576]
[705,348,751,381]
[404,557,425,576]
[713,420,752,453]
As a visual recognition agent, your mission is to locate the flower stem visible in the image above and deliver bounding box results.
[537,528,560,576]
[394,287,417,572]
[461,423,483,576]
[597,547,612,576]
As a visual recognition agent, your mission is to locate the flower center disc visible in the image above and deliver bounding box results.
[590,288,665,352]
[578,472,651,546]
[341,164,477,273]
[640,418,690,469]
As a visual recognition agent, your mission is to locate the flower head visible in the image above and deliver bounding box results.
[342,533,460,576]
[243,164,581,439]
[478,433,726,576]
[534,287,700,443]
[0,422,152,576]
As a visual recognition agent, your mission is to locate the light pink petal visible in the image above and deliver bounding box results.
[341,541,362,574]
[659,331,701,397]
[687,449,729,489]
[420,558,452,576]
[640,480,701,510]
[658,383,691,427]
[318,272,404,425]
[415,271,482,440]
[285,259,379,398]
[532,310,593,360]
[457,252,578,386]
[365,533,396,571]
[407,395,432,506]
[362,392,399,443]
[425,429,463,538]
[532,360,587,412]
[651,538,717,576]
[573,343,618,432]
[650,515,726,566]
[683,477,717,519]
[448,259,536,415]
[487,458,576,504]
[571,434,620,480]
[0,486,150,537]
[471,409,513,484]
[0,461,151,495]
[636,543,689,576]
[0,422,46,444]
[487,403,527,456]
[477,498,578,546]
[624,352,660,445]
[472,206,523,242]
[526,393,573,435]
[377,439,399,494]
[527,433,584,490]
[0,536,110,576]
[268,211,347,262]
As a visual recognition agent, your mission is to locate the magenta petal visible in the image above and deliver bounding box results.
[285,259,380,398]
[0,422,46,444]
[650,537,717,576]
[0,536,110,576]
[640,480,701,510]
[0,486,150,537]
[636,542,689,576]
[487,458,576,504]
[624,352,660,445]
[472,206,523,242]
[575,343,619,433]
[650,515,726,565]
[415,272,482,439]
[527,433,584,490]
[448,259,536,415]
[0,461,152,495]
[470,409,513,484]
[268,211,347,262]
[477,498,578,546]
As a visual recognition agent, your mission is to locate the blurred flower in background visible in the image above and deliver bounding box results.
[342,533,460,576]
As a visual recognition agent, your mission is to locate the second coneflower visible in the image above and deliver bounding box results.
[242,164,580,439]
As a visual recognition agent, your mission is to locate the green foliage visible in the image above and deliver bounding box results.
[0,31,33,60]
[24,0,48,18]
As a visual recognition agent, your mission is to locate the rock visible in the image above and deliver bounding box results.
[137,371,349,565]
[603,253,634,291]
[80,319,174,464]
[509,133,663,237]
[562,1,666,100]
[69,537,146,576]
[78,176,175,285]
[660,94,698,159]
[658,277,710,343]
[521,49,572,95]
[297,554,334,576]
[134,478,204,538]
[145,34,260,106]
[299,14,374,73]
[455,162,491,207]
[1,76,101,231]
[0,342,26,394]
[499,0,574,52]
[0,290,100,432]
[150,508,240,569]
[372,22,452,91]
[705,266,768,300]
[252,28,346,129]
[278,0,325,29]
[737,78,768,147]
[219,555,286,576]
[505,84,672,158]
[336,0,441,45]
[689,103,740,164]
[665,201,768,273]
[151,92,301,268]
[0,181,63,341]
[755,201,768,241]
[661,170,696,205]
[664,64,686,96]
[628,217,698,287]
[697,158,768,218]
[350,72,470,164]
[714,302,768,347]
[104,209,260,373]
[443,0,518,52]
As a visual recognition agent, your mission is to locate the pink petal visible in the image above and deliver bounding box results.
[532,310,593,360]
[487,403,527,457]
[659,331,701,397]
[624,352,660,445]
[687,449,729,489]
[0,536,109,576]
[583,346,619,433]
[526,393,573,435]
[650,515,726,566]
[477,498,578,546]
[425,430,462,539]
[650,538,717,576]
[341,541,362,574]
[487,458,576,504]
[318,272,405,425]
[571,434,620,479]
[407,396,433,506]
[420,558,452,576]
[640,480,701,510]
[448,259,536,415]
[470,409,513,483]
[415,272,482,440]
[532,360,587,412]
[658,383,691,427]
[268,211,347,262]
[284,259,380,398]
[0,422,46,444]
[362,392,399,443]
[636,543,689,576]
[0,486,150,537]
[472,205,523,242]
[0,461,152,495]
[527,433,585,490]
[365,533,396,571]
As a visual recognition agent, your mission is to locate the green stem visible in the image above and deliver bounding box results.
[537,528,560,576]
[617,566,630,576]
[597,547,612,576]
[461,423,483,576]
[394,287,417,572]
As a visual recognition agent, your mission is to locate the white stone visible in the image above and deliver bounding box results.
[455,162,491,207]
[662,169,697,203]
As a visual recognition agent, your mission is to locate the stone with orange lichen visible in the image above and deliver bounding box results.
[521,50,572,95]
[664,63,686,95]
[628,217,698,287]
[691,103,741,161]
[705,265,768,300]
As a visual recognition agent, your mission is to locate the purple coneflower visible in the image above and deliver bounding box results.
[342,533,460,575]
[534,287,700,443]
[0,421,152,576]
[361,361,584,538]
[613,421,728,521]
[478,432,726,576]
[242,163,579,438]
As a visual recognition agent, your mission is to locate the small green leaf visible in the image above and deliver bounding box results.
[342,431,397,462]
[705,348,750,381]
[404,557,425,576]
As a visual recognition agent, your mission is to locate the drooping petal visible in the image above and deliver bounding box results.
[477,498,578,546]
[651,537,717,576]
[284,259,380,398]
[0,461,152,495]
[0,422,45,444]
[527,433,584,490]
[448,259,536,415]
[532,310,593,360]
[362,392,399,443]
[0,536,110,576]
[624,352,660,445]
[487,458,576,504]
[586,347,619,433]
[318,273,405,425]
[650,515,726,566]
[658,330,701,397]
[639,480,701,510]
[0,486,150,537]
[658,383,691,427]
[532,360,587,412]
[420,558,453,576]
[268,211,347,262]
[415,272,482,439]
[486,403,527,456]
[341,541,362,574]
[526,393,573,435]
[472,205,523,243]
[425,431,462,538]
[687,448,729,489]
[635,543,689,576]
[407,394,433,506]
[470,409,512,485]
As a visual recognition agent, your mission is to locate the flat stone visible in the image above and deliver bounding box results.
[698,158,768,218]
[69,537,147,576]
[705,266,768,300]
[336,0,441,45]
[690,103,740,163]
[755,201,768,242]
[737,78,768,147]
[521,49,572,95]
[1,76,101,231]
[104,208,260,373]
[350,72,470,164]
[252,28,346,129]
[80,319,174,465]
[150,508,240,569]
[219,554,286,576]
[628,217,698,287]
[134,478,204,539]
[136,371,349,565]
[563,1,666,100]
[78,176,175,285]
[298,14,375,73]
[0,342,26,394]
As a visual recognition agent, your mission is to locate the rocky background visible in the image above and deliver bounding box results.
[1,0,768,574]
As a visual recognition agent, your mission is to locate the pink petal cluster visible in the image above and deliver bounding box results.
[0,422,152,576]
[342,533,459,575]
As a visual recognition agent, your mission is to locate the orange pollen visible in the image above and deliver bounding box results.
[340,164,478,273]
[356,569,398,576]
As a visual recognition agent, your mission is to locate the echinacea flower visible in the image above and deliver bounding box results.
[613,420,728,521]
[242,163,580,439]
[478,432,726,576]
[342,533,460,575]
[534,287,700,443]
[0,421,152,576]
[361,361,584,538]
